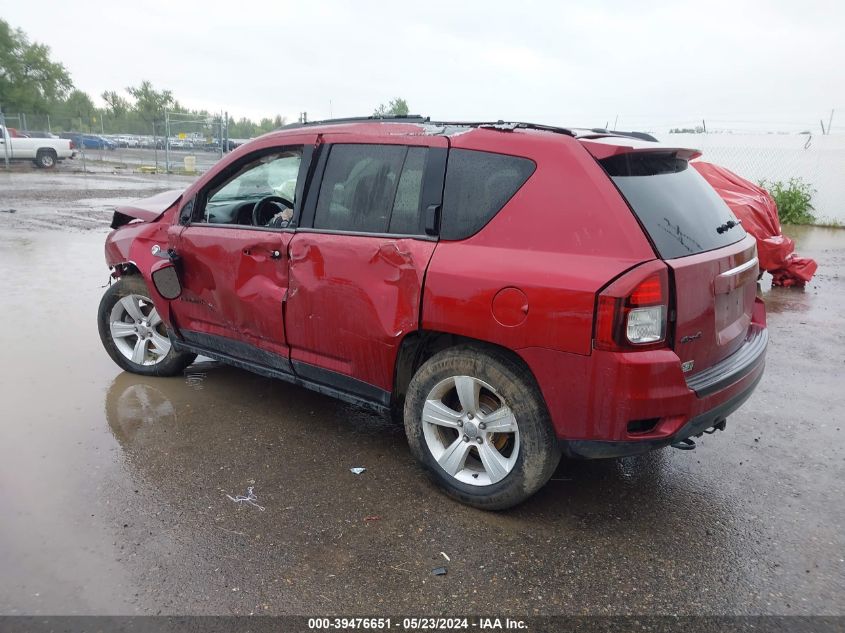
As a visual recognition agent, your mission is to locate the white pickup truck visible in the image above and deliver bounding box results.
[0,125,75,168]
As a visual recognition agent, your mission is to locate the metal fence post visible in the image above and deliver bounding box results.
[1,110,10,169]
[164,109,170,173]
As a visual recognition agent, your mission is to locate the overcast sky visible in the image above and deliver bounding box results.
[3,0,843,133]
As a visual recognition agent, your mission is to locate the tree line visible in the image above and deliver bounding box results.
[1,19,411,139]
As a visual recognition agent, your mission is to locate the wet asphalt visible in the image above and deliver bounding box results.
[0,166,843,616]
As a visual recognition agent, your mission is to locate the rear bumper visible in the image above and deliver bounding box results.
[518,309,768,459]
[561,370,762,459]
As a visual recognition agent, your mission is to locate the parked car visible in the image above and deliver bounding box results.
[1,125,75,167]
[23,130,60,139]
[59,133,116,150]
[97,117,767,509]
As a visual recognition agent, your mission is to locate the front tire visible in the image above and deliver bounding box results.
[404,346,561,510]
[97,275,196,376]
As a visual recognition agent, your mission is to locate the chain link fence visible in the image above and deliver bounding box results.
[1,107,235,174]
[662,132,844,224]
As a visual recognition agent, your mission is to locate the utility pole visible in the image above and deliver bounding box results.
[702,119,707,133]
[47,114,52,134]
[224,111,229,153]
[820,119,826,135]
[827,109,835,135]
[21,112,27,132]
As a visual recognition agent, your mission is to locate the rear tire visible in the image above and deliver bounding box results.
[35,149,57,169]
[404,345,561,510]
[97,275,196,377]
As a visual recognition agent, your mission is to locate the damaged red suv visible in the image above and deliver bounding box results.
[98,117,767,509]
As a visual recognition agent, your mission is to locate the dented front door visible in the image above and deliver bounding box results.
[171,226,292,359]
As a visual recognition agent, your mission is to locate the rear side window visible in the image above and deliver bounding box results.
[441,149,535,240]
[602,153,746,259]
[314,144,428,234]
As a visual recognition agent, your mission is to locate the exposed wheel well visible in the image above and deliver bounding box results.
[391,330,540,413]
[112,261,141,277]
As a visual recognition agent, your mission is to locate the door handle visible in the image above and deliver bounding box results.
[243,248,283,260]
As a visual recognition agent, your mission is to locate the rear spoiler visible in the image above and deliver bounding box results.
[578,136,701,161]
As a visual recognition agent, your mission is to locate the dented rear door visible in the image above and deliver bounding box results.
[286,134,448,395]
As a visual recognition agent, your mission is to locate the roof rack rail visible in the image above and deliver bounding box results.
[278,114,430,130]
[428,120,575,137]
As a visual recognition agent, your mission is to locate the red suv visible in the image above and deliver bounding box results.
[98,117,767,509]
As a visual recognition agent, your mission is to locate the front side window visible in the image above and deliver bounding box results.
[314,144,428,234]
[201,150,302,226]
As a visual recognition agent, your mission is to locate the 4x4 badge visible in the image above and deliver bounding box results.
[681,360,695,373]
[680,331,702,343]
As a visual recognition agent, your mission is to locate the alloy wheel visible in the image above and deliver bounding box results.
[421,375,520,486]
[108,294,171,365]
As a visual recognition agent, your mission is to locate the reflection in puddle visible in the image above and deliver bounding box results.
[762,285,813,314]
[105,375,177,444]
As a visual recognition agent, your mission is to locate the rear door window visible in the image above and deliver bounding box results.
[440,149,535,240]
[602,153,746,259]
[314,144,429,234]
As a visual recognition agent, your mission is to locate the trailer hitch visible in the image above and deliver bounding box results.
[671,419,727,450]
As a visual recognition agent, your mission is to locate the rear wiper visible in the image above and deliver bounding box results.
[716,219,742,234]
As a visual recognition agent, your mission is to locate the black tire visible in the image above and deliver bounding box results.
[404,345,561,510]
[35,149,57,169]
[97,275,196,377]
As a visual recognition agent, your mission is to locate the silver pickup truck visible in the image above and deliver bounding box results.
[0,126,75,168]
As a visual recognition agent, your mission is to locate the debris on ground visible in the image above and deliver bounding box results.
[432,567,448,576]
[1,209,17,214]
[226,486,265,511]
[350,467,366,475]
[440,552,451,561]
[363,515,381,522]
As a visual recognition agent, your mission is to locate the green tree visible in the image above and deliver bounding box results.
[101,90,129,117]
[126,80,174,130]
[373,97,410,117]
[62,89,96,131]
[0,19,73,113]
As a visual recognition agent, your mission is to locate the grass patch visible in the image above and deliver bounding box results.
[759,177,816,225]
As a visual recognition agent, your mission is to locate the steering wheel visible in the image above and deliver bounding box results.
[252,195,294,227]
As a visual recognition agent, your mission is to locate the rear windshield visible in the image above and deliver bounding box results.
[602,153,746,259]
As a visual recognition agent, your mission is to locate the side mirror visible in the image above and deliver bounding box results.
[150,259,182,299]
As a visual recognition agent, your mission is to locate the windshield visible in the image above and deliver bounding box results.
[602,153,746,259]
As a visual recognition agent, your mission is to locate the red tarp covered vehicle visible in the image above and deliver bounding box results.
[692,162,817,287]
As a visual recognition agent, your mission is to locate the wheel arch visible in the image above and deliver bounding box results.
[391,329,547,413]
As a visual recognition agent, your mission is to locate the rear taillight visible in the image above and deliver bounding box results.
[594,261,670,351]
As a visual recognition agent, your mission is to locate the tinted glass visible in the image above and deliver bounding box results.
[389,147,427,234]
[441,149,535,240]
[314,144,406,233]
[602,153,746,259]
